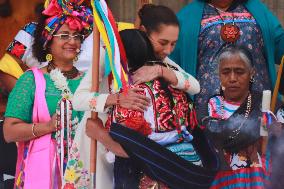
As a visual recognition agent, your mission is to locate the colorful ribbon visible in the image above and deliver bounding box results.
[91,0,129,91]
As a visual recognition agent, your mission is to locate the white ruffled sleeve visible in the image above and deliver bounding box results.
[164,57,200,95]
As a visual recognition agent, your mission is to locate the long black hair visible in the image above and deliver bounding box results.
[119,29,157,73]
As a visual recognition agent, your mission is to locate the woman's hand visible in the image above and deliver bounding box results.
[132,65,161,85]
[86,118,128,158]
[132,65,178,86]
[119,87,150,112]
[106,87,150,112]
[46,114,57,133]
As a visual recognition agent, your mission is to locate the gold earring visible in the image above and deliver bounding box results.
[46,54,53,62]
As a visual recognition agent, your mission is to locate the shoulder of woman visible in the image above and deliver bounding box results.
[17,70,35,82]
[12,71,36,91]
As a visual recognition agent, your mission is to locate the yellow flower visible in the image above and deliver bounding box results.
[64,167,77,182]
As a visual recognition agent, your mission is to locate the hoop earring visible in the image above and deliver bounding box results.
[250,76,255,83]
[46,53,53,62]
[219,85,225,95]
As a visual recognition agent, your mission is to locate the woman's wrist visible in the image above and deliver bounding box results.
[159,66,178,86]
[159,65,164,78]
[32,122,55,138]
[105,93,120,107]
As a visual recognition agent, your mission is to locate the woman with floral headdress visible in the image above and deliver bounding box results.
[2,0,93,188]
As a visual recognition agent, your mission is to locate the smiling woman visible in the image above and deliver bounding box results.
[3,0,92,188]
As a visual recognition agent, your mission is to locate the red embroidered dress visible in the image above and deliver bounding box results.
[106,79,201,188]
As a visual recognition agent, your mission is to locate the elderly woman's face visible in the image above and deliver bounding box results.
[50,23,82,63]
[219,55,253,103]
[148,24,179,60]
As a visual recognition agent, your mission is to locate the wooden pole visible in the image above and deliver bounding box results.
[271,56,284,112]
[90,17,100,189]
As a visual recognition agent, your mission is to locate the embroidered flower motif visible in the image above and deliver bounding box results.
[50,68,73,99]
[184,80,191,90]
[63,143,90,188]
[65,167,77,182]
[10,43,26,59]
[89,97,97,110]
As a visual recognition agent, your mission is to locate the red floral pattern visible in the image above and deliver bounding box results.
[8,41,26,59]
[106,80,198,135]
[63,183,75,189]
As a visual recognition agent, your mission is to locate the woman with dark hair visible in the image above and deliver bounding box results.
[73,4,211,189]
[131,4,198,90]
[73,6,191,115]
[204,45,272,188]
[73,4,200,149]
[3,0,93,188]
[105,29,205,189]
[170,0,284,120]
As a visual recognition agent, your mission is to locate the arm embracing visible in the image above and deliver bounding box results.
[164,57,200,95]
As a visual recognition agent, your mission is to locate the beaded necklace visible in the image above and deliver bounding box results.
[221,93,252,141]
[47,62,79,79]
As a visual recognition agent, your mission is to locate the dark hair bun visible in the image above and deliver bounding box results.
[119,29,156,72]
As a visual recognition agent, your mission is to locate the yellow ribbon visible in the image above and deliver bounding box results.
[92,1,122,89]
[0,53,24,79]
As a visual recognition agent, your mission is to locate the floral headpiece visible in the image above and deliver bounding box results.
[42,0,93,48]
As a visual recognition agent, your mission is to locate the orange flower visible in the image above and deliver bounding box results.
[89,98,97,109]
[184,80,191,90]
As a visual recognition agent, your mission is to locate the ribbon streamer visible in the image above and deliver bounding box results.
[91,0,129,91]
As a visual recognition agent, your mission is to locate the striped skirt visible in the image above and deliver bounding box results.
[210,153,271,189]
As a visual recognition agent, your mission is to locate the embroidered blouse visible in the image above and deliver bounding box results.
[72,55,200,114]
[106,79,202,166]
